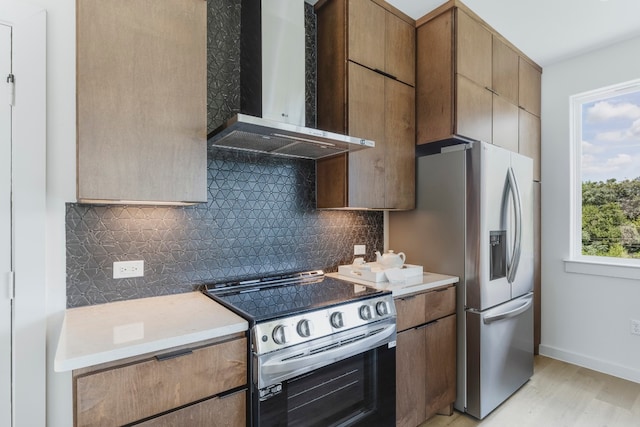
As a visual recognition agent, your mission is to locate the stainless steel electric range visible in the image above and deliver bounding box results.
[204,270,397,427]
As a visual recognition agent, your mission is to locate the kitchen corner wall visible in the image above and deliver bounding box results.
[65,1,383,308]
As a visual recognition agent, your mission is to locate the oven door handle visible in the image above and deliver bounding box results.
[259,322,396,384]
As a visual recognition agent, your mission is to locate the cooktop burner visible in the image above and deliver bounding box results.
[204,270,385,322]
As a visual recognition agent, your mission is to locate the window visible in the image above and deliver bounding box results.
[571,79,640,267]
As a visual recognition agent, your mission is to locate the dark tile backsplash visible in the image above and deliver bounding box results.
[66,149,383,308]
[66,1,383,307]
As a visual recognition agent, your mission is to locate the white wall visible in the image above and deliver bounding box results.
[2,0,76,426]
[541,36,640,382]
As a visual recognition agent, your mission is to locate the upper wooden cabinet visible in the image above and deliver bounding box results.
[347,0,415,86]
[76,0,207,204]
[519,57,542,116]
[316,0,416,209]
[415,0,542,176]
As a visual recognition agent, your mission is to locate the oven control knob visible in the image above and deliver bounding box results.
[359,305,373,320]
[297,319,314,337]
[330,311,345,329]
[376,301,390,316]
[272,325,290,345]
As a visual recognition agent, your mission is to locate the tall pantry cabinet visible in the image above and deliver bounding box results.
[315,0,416,210]
[415,0,542,353]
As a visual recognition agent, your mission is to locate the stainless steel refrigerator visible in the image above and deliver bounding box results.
[389,141,534,419]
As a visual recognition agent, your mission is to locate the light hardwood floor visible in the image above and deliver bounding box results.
[420,355,640,427]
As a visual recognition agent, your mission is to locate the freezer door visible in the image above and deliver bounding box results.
[465,293,534,419]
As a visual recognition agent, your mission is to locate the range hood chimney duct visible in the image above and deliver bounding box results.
[207,0,374,160]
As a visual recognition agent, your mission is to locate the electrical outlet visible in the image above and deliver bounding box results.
[113,260,144,279]
[631,319,640,336]
[354,245,366,255]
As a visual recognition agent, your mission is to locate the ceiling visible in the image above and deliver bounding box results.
[386,0,640,67]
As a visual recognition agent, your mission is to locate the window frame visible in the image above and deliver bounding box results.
[566,78,640,279]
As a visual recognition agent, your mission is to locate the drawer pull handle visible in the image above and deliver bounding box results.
[155,349,193,361]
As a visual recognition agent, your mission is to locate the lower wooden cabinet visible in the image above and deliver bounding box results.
[395,285,457,427]
[136,390,246,427]
[73,335,247,427]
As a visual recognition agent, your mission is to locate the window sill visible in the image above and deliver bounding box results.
[564,258,640,280]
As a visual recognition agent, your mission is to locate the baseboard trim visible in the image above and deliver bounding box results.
[539,344,640,384]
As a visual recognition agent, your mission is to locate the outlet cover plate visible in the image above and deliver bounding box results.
[113,260,144,279]
[631,319,640,336]
[354,245,366,255]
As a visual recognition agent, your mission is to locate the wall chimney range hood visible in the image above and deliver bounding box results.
[207,0,374,160]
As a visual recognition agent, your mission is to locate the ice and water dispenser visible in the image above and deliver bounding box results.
[490,230,506,280]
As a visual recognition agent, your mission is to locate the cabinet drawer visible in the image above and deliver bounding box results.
[396,293,427,331]
[136,389,246,427]
[75,337,247,427]
[424,286,456,323]
[396,285,456,331]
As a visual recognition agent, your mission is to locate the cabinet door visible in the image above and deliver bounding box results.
[456,9,491,89]
[519,109,541,181]
[348,0,385,72]
[416,10,454,144]
[396,327,427,427]
[348,62,386,208]
[386,12,415,86]
[425,314,457,420]
[519,57,542,116]
[493,94,519,152]
[456,75,492,143]
[385,79,415,209]
[492,37,519,104]
[136,390,246,427]
[77,0,207,203]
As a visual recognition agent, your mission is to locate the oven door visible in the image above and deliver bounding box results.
[254,319,396,427]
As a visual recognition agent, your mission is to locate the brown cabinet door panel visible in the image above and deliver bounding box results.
[416,10,454,144]
[348,0,385,72]
[77,0,207,203]
[492,37,519,104]
[519,57,542,116]
[386,12,416,85]
[492,95,519,152]
[519,109,541,181]
[456,9,491,88]
[396,328,427,427]
[456,75,493,143]
[425,314,457,420]
[385,79,415,209]
[348,62,386,208]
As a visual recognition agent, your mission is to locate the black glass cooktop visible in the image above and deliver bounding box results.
[204,273,385,322]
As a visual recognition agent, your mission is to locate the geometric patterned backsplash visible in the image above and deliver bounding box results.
[65,2,384,307]
[66,148,384,308]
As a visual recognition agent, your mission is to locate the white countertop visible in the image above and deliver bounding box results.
[327,271,459,297]
[54,291,248,372]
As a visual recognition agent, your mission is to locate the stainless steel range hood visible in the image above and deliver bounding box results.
[209,114,374,159]
[207,0,374,160]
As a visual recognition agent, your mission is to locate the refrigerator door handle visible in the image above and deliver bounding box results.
[506,167,523,283]
[483,296,532,324]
